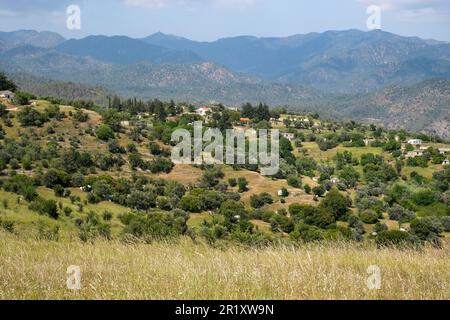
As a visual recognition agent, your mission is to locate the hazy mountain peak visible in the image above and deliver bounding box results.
[55,35,202,65]
[0,30,65,48]
[148,32,189,41]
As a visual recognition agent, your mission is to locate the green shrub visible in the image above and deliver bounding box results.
[412,189,436,206]
[18,106,48,127]
[3,175,37,201]
[375,230,419,248]
[359,210,380,224]
[238,177,249,193]
[36,221,60,241]
[374,222,388,234]
[250,193,273,209]
[388,204,416,223]
[410,216,444,246]
[304,184,312,194]
[228,178,237,187]
[29,197,59,219]
[0,218,15,233]
[64,207,73,217]
[320,188,351,221]
[120,211,187,240]
[290,222,324,242]
[96,124,115,141]
[78,212,111,242]
[287,175,301,188]
[442,216,450,232]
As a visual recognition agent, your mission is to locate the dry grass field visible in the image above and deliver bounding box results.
[0,231,449,300]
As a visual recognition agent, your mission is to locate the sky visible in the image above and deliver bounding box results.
[0,0,449,41]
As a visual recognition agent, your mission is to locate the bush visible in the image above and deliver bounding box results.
[320,188,351,221]
[18,106,48,127]
[410,216,444,245]
[238,177,249,193]
[149,157,174,174]
[220,200,248,225]
[304,184,312,194]
[290,222,324,242]
[15,91,33,105]
[373,222,388,234]
[102,211,113,222]
[388,204,416,223]
[412,189,436,206]
[78,212,112,242]
[304,208,336,229]
[120,211,188,240]
[156,196,172,211]
[250,193,273,209]
[287,175,301,188]
[280,187,289,197]
[96,124,115,141]
[3,175,37,201]
[270,214,294,233]
[108,140,126,154]
[375,230,419,248]
[63,207,73,217]
[37,221,60,241]
[0,218,15,233]
[53,185,65,197]
[228,178,237,187]
[179,194,202,213]
[312,185,325,197]
[442,190,450,205]
[29,197,59,219]
[348,215,365,239]
[288,204,336,229]
[442,216,450,232]
[359,210,380,224]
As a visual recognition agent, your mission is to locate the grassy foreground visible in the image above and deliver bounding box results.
[0,231,449,300]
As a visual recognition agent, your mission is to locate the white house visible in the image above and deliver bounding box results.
[196,106,211,117]
[363,138,375,146]
[282,132,295,141]
[0,90,15,100]
[439,148,450,155]
[331,177,340,185]
[408,139,423,146]
[405,150,424,159]
[443,159,450,166]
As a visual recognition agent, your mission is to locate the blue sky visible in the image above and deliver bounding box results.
[0,0,449,41]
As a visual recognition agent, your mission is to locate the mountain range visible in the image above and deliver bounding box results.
[0,29,449,138]
[142,30,450,93]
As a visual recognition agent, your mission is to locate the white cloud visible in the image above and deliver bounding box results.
[123,0,260,9]
[358,0,445,10]
[123,0,167,8]
[358,0,450,21]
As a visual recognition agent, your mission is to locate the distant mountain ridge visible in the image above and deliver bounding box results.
[0,28,449,137]
[0,30,65,49]
[0,46,324,107]
[56,35,203,65]
[8,72,113,106]
[330,78,450,138]
[142,29,450,93]
[2,29,450,93]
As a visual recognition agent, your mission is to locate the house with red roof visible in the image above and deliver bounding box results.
[196,106,212,117]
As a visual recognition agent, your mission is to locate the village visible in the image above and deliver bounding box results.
[192,104,450,168]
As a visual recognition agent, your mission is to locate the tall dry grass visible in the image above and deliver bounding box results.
[0,231,448,300]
